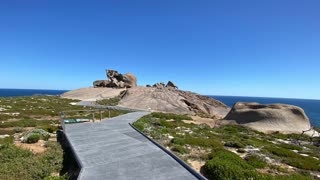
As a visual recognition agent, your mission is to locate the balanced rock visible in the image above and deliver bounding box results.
[93,69,137,88]
[224,102,311,134]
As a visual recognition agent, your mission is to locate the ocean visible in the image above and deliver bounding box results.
[210,96,320,127]
[0,89,318,127]
[0,88,68,97]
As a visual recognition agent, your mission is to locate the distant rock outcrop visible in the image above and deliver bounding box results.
[223,102,311,133]
[93,69,137,88]
[150,81,178,89]
[152,82,166,89]
[166,81,178,89]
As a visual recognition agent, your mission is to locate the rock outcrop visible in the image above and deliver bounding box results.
[93,69,137,88]
[223,102,311,134]
[118,86,229,118]
[166,81,178,89]
[150,81,178,89]
[152,82,166,89]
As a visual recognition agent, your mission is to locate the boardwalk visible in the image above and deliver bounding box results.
[64,112,201,180]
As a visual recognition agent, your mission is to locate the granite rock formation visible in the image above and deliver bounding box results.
[224,102,311,133]
[150,81,178,89]
[93,69,137,88]
[152,82,166,89]
[166,81,178,89]
[118,86,230,118]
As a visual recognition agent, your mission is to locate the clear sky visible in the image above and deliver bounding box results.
[1,0,319,99]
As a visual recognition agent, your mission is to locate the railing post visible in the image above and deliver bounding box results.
[99,110,102,121]
[108,109,110,119]
[92,112,95,122]
[60,112,65,132]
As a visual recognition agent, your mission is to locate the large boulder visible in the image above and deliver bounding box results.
[223,102,311,134]
[93,69,137,88]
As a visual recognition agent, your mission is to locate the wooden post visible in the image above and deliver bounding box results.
[99,110,102,121]
[108,109,110,119]
[92,112,95,122]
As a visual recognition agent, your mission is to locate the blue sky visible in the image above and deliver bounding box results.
[1,0,319,99]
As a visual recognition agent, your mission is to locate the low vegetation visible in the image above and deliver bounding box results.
[0,138,65,180]
[96,97,121,106]
[133,112,320,179]
[0,95,129,179]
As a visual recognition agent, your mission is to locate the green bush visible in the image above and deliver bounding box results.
[0,136,14,145]
[245,155,267,168]
[264,146,320,171]
[171,145,189,154]
[224,141,245,148]
[96,97,121,106]
[22,129,51,143]
[26,133,40,143]
[0,141,64,180]
[264,146,297,158]
[278,143,303,151]
[172,136,223,148]
[14,127,23,133]
[151,112,192,121]
[204,149,260,179]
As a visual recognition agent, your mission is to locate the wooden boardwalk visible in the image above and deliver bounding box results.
[64,111,202,180]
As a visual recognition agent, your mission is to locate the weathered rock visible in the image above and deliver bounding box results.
[93,69,137,88]
[118,86,230,118]
[223,102,311,134]
[62,86,230,118]
[166,81,178,89]
[146,84,151,87]
[153,82,165,89]
[93,80,110,88]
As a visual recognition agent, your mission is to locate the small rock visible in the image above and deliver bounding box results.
[0,134,10,139]
[168,135,174,139]
[300,153,309,157]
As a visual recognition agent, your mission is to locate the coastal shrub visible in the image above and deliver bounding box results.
[171,145,189,154]
[44,176,68,180]
[151,112,192,121]
[0,119,59,128]
[13,127,23,133]
[245,155,267,168]
[0,136,14,145]
[0,141,64,180]
[171,136,223,148]
[283,156,320,171]
[204,149,260,180]
[224,140,245,148]
[96,97,121,106]
[264,146,298,158]
[278,143,303,151]
[264,146,320,171]
[22,129,51,143]
[26,133,41,143]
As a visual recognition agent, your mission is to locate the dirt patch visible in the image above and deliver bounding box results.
[187,159,205,172]
[14,140,47,154]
